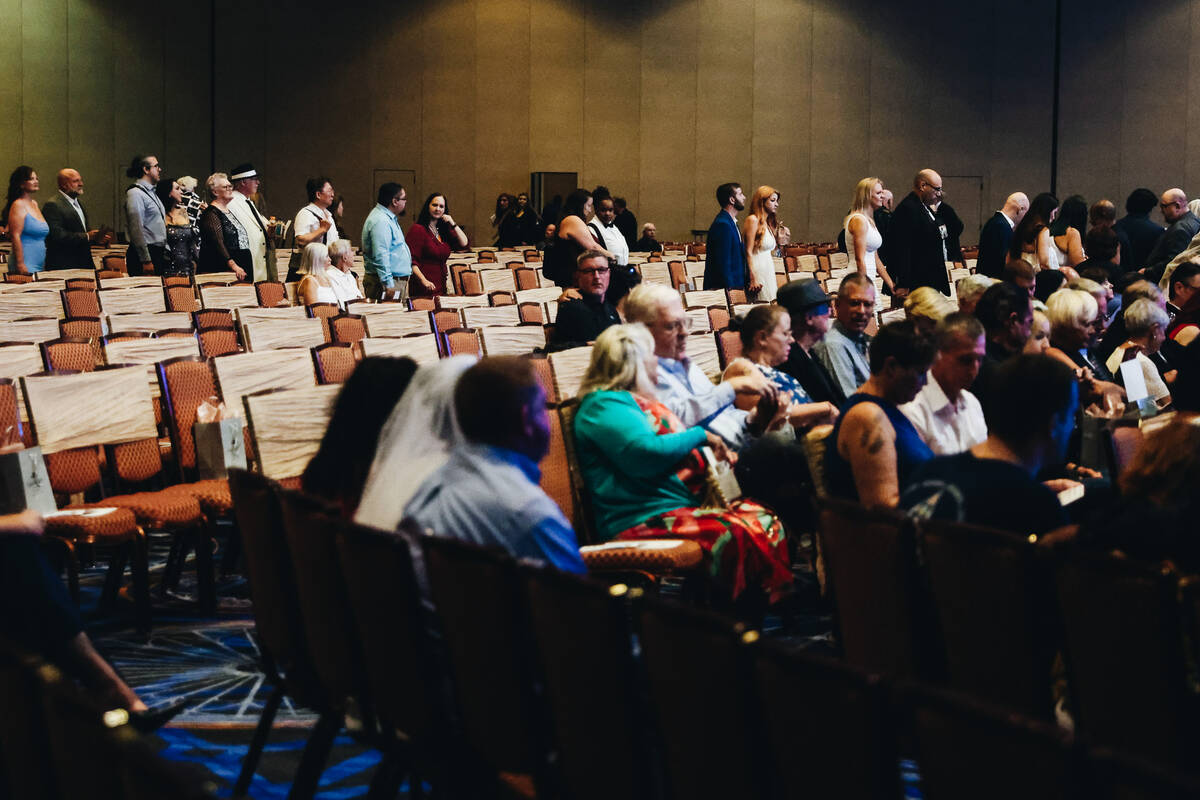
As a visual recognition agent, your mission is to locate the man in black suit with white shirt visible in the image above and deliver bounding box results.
[976,192,1029,278]
[43,168,108,269]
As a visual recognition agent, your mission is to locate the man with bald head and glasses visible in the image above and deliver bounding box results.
[886,168,953,297]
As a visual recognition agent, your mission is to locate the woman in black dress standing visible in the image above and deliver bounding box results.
[155,178,197,277]
[197,172,251,279]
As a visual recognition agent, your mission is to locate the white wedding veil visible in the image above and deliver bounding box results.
[354,354,476,530]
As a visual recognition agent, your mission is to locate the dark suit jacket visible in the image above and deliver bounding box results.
[1115,213,1164,271]
[703,210,745,289]
[976,211,1013,278]
[887,192,950,294]
[1145,212,1200,285]
[42,194,93,269]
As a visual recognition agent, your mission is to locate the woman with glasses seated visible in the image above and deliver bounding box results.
[573,323,793,605]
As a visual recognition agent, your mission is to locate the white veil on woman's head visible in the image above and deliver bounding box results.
[354,355,476,531]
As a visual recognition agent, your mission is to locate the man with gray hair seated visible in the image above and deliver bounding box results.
[955,274,998,316]
[1104,297,1172,407]
[813,273,876,399]
[622,283,779,450]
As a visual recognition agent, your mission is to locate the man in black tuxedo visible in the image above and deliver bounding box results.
[43,169,107,268]
[976,192,1029,278]
[887,169,952,296]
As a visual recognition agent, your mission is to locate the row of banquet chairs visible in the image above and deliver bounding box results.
[226,469,1200,800]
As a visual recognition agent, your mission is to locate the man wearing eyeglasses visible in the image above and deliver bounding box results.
[1144,188,1200,286]
[548,250,622,351]
[886,168,953,297]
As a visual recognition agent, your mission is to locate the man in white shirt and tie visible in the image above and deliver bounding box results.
[227,163,275,282]
[44,168,109,269]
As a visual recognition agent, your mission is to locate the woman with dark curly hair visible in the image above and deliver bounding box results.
[406,192,468,297]
[3,166,48,274]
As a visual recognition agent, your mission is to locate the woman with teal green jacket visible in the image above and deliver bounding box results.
[573,324,793,601]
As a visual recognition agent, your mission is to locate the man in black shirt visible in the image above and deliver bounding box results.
[548,250,621,351]
[904,354,1077,534]
[775,278,847,406]
[970,281,1033,414]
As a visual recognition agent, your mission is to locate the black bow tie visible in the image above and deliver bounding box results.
[602,221,615,228]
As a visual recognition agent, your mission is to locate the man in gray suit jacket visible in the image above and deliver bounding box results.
[43,169,108,269]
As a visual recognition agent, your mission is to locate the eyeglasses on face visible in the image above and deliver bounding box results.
[578,266,610,276]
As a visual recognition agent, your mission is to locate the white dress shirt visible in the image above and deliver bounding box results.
[899,371,987,456]
[293,203,340,247]
[588,219,629,266]
[60,190,86,227]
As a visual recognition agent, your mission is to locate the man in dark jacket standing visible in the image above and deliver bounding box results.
[976,192,1028,279]
[886,169,952,296]
[702,182,747,290]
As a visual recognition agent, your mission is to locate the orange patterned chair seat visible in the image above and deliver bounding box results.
[167,478,232,515]
[580,539,704,574]
[104,491,203,527]
[44,507,141,543]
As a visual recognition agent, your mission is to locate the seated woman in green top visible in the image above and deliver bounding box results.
[573,324,793,602]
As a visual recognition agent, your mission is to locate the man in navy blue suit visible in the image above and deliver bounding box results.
[703,182,747,290]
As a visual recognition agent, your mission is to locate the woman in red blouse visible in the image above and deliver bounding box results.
[407,192,469,296]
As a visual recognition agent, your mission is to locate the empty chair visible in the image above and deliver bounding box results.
[707,305,730,332]
[60,288,100,318]
[443,327,482,357]
[59,316,102,341]
[40,337,96,371]
[408,296,436,311]
[489,290,516,306]
[255,280,288,308]
[312,342,357,384]
[328,313,366,345]
[197,325,241,358]
[192,308,233,329]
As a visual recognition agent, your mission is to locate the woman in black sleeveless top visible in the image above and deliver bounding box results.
[545,188,612,288]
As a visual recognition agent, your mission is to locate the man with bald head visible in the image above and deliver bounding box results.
[886,168,953,296]
[1144,188,1200,285]
[42,168,109,269]
[976,192,1029,279]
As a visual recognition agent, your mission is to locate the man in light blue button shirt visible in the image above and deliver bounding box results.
[361,182,412,301]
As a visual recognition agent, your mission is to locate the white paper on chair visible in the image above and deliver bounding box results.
[1119,359,1148,403]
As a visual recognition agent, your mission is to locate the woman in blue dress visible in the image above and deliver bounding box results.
[4,166,48,274]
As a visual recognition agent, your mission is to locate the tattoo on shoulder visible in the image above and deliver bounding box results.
[865,434,885,455]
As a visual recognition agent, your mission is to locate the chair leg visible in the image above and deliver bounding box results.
[194,523,216,615]
[233,683,285,797]
[286,711,341,800]
[159,536,185,597]
[99,546,129,611]
[366,750,409,800]
[130,529,151,633]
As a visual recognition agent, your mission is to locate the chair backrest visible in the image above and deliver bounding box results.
[430,308,462,338]
[23,366,157,455]
[274,489,363,717]
[419,534,540,773]
[683,306,711,333]
[488,290,516,306]
[754,641,897,799]
[98,275,162,290]
[436,293,489,310]
[328,313,366,344]
[3,272,34,284]
[520,565,651,799]
[98,286,166,314]
[103,335,200,367]
[101,255,126,272]
[816,496,944,679]
[157,356,217,476]
[547,345,593,399]
[460,270,484,296]
[0,378,28,449]
[897,682,1083,800]
[212,349,317,418]
[517,301,544,325]
[243,384,341,481]
[480,269,516,295]
[1055,550,1194,764]
[683,288,727,309]
[715,327,742,370]
[196,325,241,358]
[5,317,60,344]
[687,331,721,379]
[108,311,193,333]
[192,308,234,329]
[335,522,441,745]
[637,596,764,799]
[727,288,748,305]
[311,342,357,384]
[919,517,1061,718]
[255,280,288,308]
[236,305,308,325]
[162,275,192,288]
[305,302,340,320]
[361,309,432,337]
[60,288,100,318]
[200,283,257,309]
[102,330,151,344]
[39,337,96,372]
[479,324,546,356]
[408,296,436,311]
[515,267,540,291]
[241,317,326,351]
[360,334,440,364]
[443,327,482,357]
[463,304,521,327]
[58,316,102,342]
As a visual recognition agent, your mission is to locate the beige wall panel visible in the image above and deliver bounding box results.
[1187,3,1200,192]
[22,0,68,190]
[1119,0,1189,201]
[1057,0,1125,207]
[0,0,22,174]
[639,0,698,241]
[582,2,641,210]
[475,0,532,238]
[807,1,870,241]
[528,0,584,174]
[66,0,115,229]
[111,0,165,217]
[751,0,811,242]
[693,0,754,233]
[162,3,211,191]
[213,0,266,195]
[420,0,477,242]
[369,1,424,208]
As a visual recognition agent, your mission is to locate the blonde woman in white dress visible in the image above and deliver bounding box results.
[844,177,897,296]
[743,185,790,301]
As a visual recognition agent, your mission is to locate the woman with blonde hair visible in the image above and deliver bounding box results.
[844,177,896,295]
[573,324,793,604]
[742,185,789,301]
[903,286,958,335]
[297,242,339,306]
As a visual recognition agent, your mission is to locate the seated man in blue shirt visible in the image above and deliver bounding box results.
[404,356,586,573]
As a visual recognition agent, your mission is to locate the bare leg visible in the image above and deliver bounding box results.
[62,631,147,712]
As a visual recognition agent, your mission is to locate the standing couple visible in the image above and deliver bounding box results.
[703,182,791,302]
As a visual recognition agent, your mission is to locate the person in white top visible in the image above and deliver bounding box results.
[844,177,897,296]
[226,163,274,282]
[326,239,364,309]
[900,312,988,455]
[587,196,629,266]
[290,176,339,280]
[1103,298,1172,407]
[297,243,340,306]
[742,185,790,302]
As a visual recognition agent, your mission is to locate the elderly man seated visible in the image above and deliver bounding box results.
[813,273,876,399]
[622,283,780,450]
[404,356,585,573]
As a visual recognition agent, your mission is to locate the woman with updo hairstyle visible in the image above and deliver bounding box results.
[1011,191,1061,270]
[156,177,197,277]
[572,323,793,605]
[545,188,613,288]
[722,305,838,429]
[903,286,958,335]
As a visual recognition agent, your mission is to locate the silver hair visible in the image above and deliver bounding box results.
[204,172,230,198]
[955,274,997,306]
[623,283,682,325]
[1045,288,1098,330]
[300,242,330,277]
[1123,297,1170,339]
[327,238,354,266]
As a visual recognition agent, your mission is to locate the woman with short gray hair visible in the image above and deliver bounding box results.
[1104,297,1172,406]
[197,172,251,279]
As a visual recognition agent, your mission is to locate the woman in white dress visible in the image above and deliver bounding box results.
[844,177,897,295]
[297,243,341,306]
[743,185,790,301]
[1011,192,1061,271]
